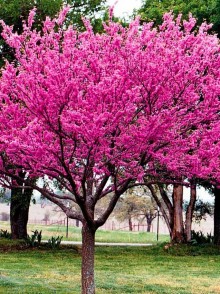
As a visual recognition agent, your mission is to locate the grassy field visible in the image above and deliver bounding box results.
[0,241,220,293]
[0,221,170,244]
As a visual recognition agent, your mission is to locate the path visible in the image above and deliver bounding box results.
[43,240,153,246]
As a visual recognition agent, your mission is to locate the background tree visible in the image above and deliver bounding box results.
[137,0,220,35]
[200,183,220,244]
[136,0,220,243]
[114,187,157,232]
[64,0,107,31]
[114,193,140,231]
[183,198,214,222]
[148,183,202,243]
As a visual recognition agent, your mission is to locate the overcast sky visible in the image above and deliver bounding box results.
[107,0,142,18]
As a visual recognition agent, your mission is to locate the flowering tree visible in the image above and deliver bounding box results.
[0,9,220,293]
[0,0,107,240]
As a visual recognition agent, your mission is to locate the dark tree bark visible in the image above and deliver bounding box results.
[171,184,185,243]
[185,182,197,242]
[128,217,133,231]
[214,187,220,245]
[10,172,34,239]
[146,216,152,232]
[10,186,33,239]
[81,222,96,294]
[145,214,156,232]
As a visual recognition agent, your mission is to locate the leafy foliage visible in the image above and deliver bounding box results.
[0,0,107,66]
[47,236,63,249]
[64,0,107,31]
[190,230,214,245]
[183,199,214,223]
[0,229,11,239]
[138,0,220,35]
[114,187,157,230]
[26,230,42,247]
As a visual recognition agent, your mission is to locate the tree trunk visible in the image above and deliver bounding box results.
[172,184,185,243]
[185,183,197,242]
[148,184,172,237]
[146,216,152,232]
[10,173,35,239]
[10,176,33,239]
[214,187,220,245]
[128,217,133,231]
[81,222,96,294]
[158,184,174,234]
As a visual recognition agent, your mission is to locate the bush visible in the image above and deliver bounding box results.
[190,230,214,245]
[26,230,42,247]
[0,229,11,239]
[47,236,63,249]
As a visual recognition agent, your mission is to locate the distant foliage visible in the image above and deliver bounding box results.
[190,230,214,245]
[183,199,214,223]
[137,0,220,36]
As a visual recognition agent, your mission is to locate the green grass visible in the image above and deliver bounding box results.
[0,241,220,293]
[0,221,170,244]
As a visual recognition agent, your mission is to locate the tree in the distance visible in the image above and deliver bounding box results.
[0,10,220,293]
[114,187,157,232]
[137,0,220,35]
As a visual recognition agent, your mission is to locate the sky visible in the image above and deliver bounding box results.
[107,0,142,18]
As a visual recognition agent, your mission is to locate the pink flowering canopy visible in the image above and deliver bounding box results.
[0,9,220,216]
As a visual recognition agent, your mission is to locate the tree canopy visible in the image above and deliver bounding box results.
[138,0,220,36]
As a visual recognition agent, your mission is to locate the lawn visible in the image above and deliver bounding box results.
[0,241,220,293]
[0,221,170,244]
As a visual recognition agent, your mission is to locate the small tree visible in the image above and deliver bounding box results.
[114,187,157,232]
[114,193,141,231]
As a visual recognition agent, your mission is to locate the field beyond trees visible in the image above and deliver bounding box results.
[0,221,170,244]
[0,240,220,293]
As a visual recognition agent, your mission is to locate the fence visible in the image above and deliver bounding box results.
[27,218,166,233]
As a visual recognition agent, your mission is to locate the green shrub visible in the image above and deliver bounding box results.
[26,230,42,247]
[47,236,63,249]
[191,230,214,245]
[0,229,11,239]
